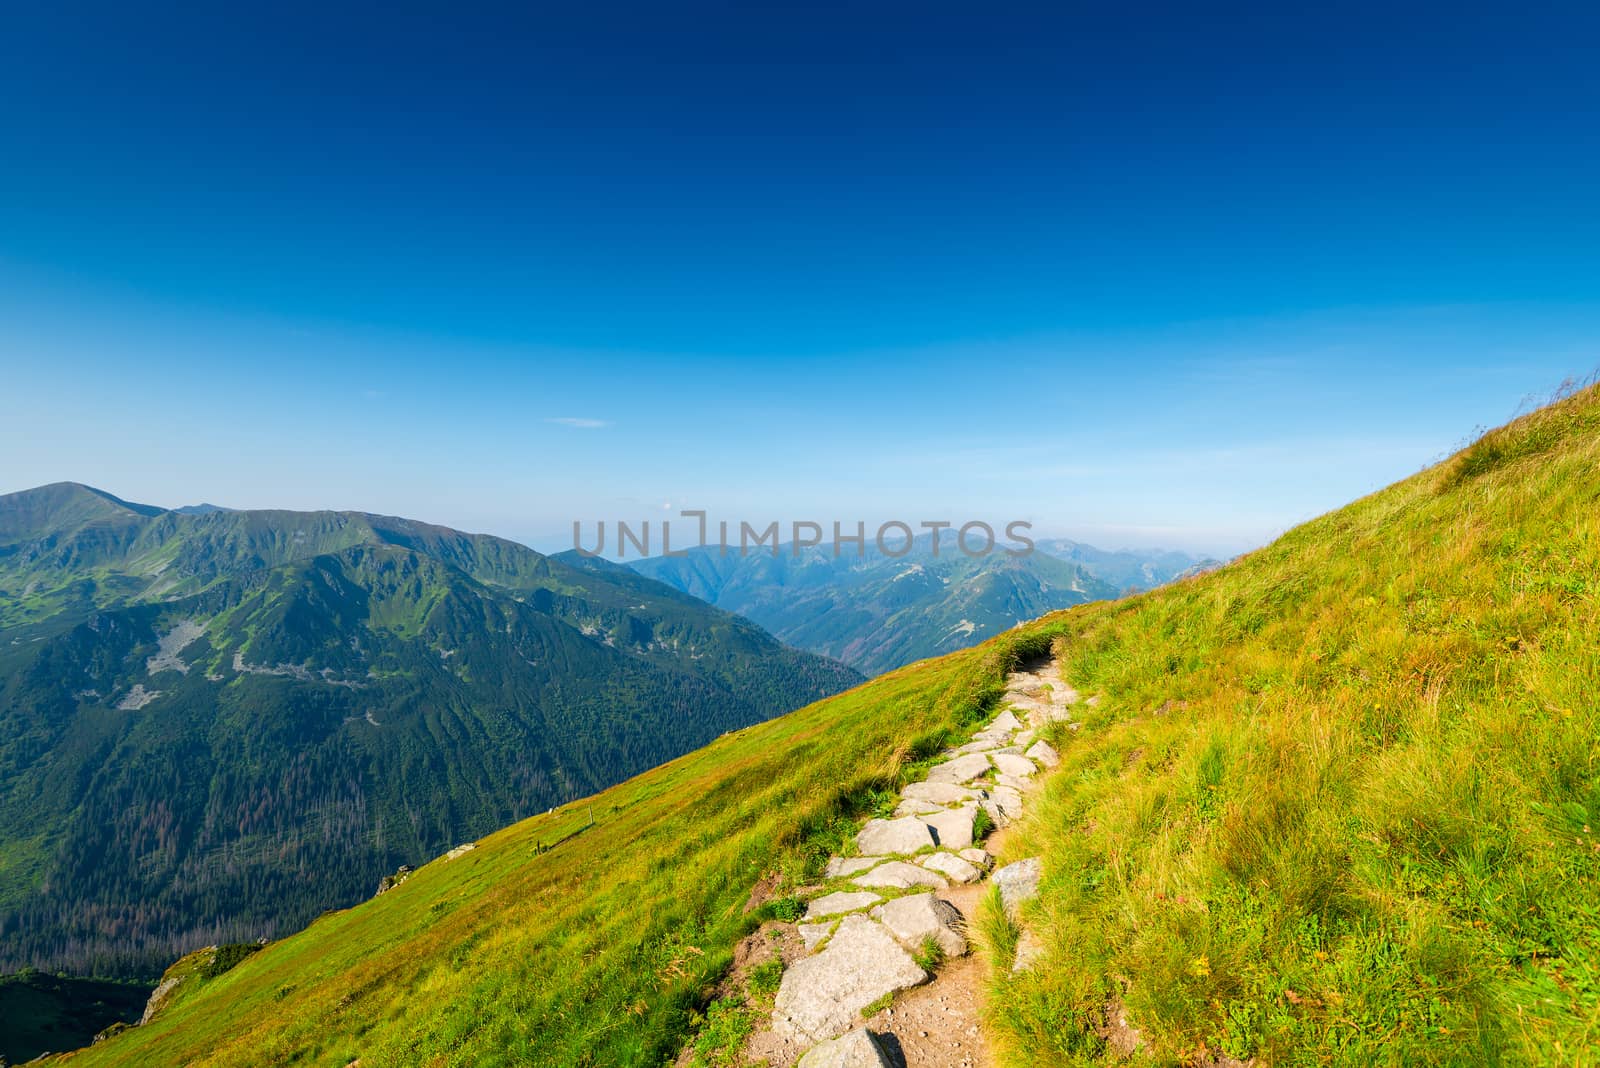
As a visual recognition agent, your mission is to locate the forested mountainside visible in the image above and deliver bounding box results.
[624,535,1125,674]
[0,484,859,976]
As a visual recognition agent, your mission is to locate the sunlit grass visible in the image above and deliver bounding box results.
[986,382,1600,1065]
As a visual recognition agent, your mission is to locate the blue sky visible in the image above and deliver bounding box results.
[4,4,1597,555]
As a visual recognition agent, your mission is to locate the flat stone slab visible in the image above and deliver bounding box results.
[995,773,1033,793]
[853,860,948,890]
[992,753,1037,778]
[980,798,1011,828]
[954,739,1003,755]
[1015,729,1036,747]
[773,914,928,1042]
[798,920,836,951]
[989,709,1023,732]
[958,847,992,868]
[901,781,982,805]
[920,851,982,883]
[870,892,967,957]
[807,890,883,918]
[894,800,943,817]
[856,816,936,856]
[993,857,1043,909]
[825,856,885,879]
[925,753,992,784]
[919,805,975,849]
[1025,740,1060,767]
[797,1027,893,1068]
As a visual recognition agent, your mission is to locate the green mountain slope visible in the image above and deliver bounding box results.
[54,386,1600,1067]
[0,486,860,977]
[623,536,1124,674]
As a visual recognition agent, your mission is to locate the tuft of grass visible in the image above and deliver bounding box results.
[971,806,998,843]
[975,883,1021,977]
[913,935,946,972]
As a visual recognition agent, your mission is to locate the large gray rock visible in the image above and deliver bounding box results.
[920,851,982,883]
[870,892,967,957]
[900,781,982,805]
[772,915,928,1042]
[807,890,883,918]
[855,816,936,856]
[797,1027,893,1068]
[992,752,1037,778]
[853,860,947,890]
[920,805,976,849]
[992,857,1043,909]
[925,753,992,784]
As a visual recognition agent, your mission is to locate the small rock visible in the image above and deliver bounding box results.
[825,856,885,879]
[919,806,976,849]
[992,753,1037,778]
[773,915,928,1042]
[856,816,937,856]
[807,890,884,918]
[925,753,992,785]
[797,1027,893,1068]
[957,847,991,868]
[992,857,1043,909]
[1025,740,1060,767]
[920,852,982,883]
[1015,729,1036,747]
[1012,928,1045,972]
[871,893,967,957]
[854,861,948,890]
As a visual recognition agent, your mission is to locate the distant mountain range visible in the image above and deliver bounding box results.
[0,483,860,976]
[623,535,1217,674]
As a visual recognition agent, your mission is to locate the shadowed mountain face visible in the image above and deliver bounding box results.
[0,484,860,976]
[622,535,1214,675]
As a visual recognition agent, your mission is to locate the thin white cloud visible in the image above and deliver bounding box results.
[544,417,611,429]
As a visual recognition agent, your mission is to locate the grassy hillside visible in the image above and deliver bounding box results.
[985,383,1600,1065]
[52,629,1043,1067]
[54,383,1600,1066]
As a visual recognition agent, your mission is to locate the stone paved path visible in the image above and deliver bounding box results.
[747,658,1080,1067]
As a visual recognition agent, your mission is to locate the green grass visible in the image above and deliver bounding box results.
[984,383,1600,1065]
[57,626,1044,1067]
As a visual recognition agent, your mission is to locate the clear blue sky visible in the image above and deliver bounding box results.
[4,4,1597,555]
